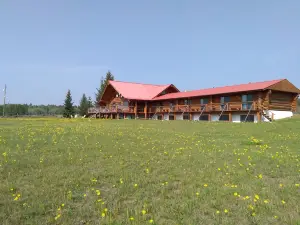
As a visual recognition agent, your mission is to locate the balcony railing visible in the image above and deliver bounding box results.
[88,101,259,114]
[151,102,258,113]
[88,106,135,114]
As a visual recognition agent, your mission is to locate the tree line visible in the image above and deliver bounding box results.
[0,104,71,116]
[0,71,115,118]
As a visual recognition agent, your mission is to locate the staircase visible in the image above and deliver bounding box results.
[89,113,97,119]
[262,110,273,122]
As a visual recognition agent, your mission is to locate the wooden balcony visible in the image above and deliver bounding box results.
[88,101,259,115]
[151,101,258,113]
[88,106,135,114]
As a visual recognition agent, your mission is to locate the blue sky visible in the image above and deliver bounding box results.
[0,0,299,105]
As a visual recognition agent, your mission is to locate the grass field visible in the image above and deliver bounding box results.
[0,117,300,225]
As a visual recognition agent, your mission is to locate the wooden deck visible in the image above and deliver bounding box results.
[88,101,261,115]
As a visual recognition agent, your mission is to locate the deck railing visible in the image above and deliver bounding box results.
[151,101,258,113]
[88,106,135,114]
[88,101,258,114]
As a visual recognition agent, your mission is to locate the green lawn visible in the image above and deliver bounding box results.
[0,117,300,225]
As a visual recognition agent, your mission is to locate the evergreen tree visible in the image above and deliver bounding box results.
[88,96,94,108]
[95,70,115,106]
[79,93,89,116]
[63,90,75,118]
[95,77,105,106]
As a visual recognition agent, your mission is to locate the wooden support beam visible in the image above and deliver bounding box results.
[264,90,272,110]
[229,112,232,122]
[117,113,119,120]
[208,114,211,121]
[257,91,262,110]
[257,111,261,122]
[189,112,192,121]
[144,102,148,119]
[135,101,137,119]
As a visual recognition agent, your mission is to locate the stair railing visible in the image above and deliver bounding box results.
[244,103,253,122]
[218,103,228,121]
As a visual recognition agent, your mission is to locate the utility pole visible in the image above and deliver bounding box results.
[3,84,6,117]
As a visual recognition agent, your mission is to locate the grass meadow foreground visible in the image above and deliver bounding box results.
[0,117,300,225]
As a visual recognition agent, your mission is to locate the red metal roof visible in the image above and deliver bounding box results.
[108,80,179,100]
[153,79,284,101]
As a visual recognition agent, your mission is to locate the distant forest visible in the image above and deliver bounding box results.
[0,71,116,117]
[0,104,80,117]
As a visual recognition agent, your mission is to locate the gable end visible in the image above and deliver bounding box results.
[266,79,300,93]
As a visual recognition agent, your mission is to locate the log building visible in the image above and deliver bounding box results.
[88,79,300,122]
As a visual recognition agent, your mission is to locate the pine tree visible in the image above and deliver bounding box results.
[88,96,94,108]
[63,90,75,118]
[95,77,105,106]
[79,93,89,116]
[95,70,115,106]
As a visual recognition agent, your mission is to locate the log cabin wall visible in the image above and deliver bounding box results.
[110,97,123,105]
[291,94,299,112]
[100,85,119,106]
[268,91,294,111]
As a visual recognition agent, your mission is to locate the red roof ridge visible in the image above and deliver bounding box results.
[109,80,171,87]
[181,78,284,93]
[153,78,286,101]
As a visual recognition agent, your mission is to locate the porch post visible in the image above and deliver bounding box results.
[144,102,148,119]
[257,111,261,122]
[135,101,137,119]
[229,112,232,122]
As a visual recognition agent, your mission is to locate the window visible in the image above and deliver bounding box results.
[200,98,209,110]
[221,96,230,103]
[219,115,229,121]
[220,96,230,110]
[169,115,175,120]
[242,94,253,110]
[240,115,254,122]
[199,115,209,121]
[123,101,129,106]
[184,99,192,105]
[200,98,209,104]
[183,114,189,120]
